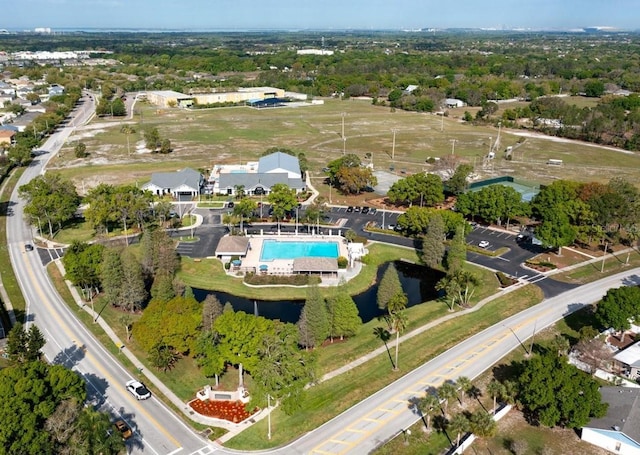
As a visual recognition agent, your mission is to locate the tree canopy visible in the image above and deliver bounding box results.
[517,351,607,428]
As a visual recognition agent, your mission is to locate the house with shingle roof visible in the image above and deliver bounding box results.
[213,151,305,196]
[141,168,203,201]
[582,387,640,454]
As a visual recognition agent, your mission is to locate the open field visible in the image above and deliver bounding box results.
[46,98,640,198]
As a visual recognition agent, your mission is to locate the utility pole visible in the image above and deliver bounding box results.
[391,129,397,160]
[341,112,346,139]
[342,136,346,155]
[451,139,456,155]
[601,242,608,272]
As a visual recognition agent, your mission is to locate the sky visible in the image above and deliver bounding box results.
[6,0,639,31]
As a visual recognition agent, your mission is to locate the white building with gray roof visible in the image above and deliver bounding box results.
[582,387,640,454]
[141,168,203,201]
[212,151,305,196]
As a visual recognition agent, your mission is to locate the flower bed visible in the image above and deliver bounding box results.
[189,399,256,423]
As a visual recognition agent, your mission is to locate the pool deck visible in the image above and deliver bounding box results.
[241,233,350,276]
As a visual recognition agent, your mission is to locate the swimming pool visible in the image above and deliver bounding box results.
[260,240,339,261]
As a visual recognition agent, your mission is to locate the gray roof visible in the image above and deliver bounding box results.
[585,387,640,444]
[146,168,202,191]
[218,172,305,191]
[293,257,338,272]
[215,236,250,256]
[258,152,300,174]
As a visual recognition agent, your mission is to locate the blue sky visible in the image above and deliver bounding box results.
[7,0,639,31]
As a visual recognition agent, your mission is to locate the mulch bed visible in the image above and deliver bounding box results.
[189,399,256,423]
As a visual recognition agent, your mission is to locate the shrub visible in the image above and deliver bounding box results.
[496,271,515,287]
[243,273,321,286]
[224,262,231,270]
[360,254,372,265]
[337,256,348,268]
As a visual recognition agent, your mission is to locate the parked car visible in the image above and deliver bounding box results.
[227,201,234,209]
[354,206,361,212]
[369,208,377,215]
[114,420,133,440]
[126,380,151,400]
[387,224,395,231]
[478,240,490,248]
[361,207,370,214]
[24,243,34,252]
[346,206,354,213]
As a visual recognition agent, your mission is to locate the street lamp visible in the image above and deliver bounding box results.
[391,129,397,160]
[267,394,272,440]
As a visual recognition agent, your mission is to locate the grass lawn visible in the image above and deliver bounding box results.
[0,168,27,324]
[45,98,640,198]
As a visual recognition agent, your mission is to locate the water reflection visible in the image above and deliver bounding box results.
[193,261,444,324]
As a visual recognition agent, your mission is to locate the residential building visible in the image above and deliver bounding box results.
[141,168,203,201]
[0,129,16,148]
[445,98,466,108]
[613,341,640,380]
[582,387,640,454]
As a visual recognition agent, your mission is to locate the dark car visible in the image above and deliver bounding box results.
[114,420,133,440]
[227,201,234,209]
[361,207,370,214]
[25,243,34,252]
[346,206,354,213]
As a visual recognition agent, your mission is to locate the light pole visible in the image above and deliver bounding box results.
[329,181,332,204]
[341,112,346,139]
[342,136,346,155]
[451,139,456,156]
[295,206,299,235]
[267,394,272,440]
[391,129,397,160]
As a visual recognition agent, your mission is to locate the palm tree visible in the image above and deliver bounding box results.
[387,292,408,371]
[437,381,458,417]
[456,376,472,407]
[233,184,245,200]
[448,413,469,448]
[373,327,395,370]
[487,379,506,414]
[469,410,497,438]
[419,393,440,432]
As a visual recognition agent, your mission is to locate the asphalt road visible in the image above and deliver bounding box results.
[7,94,211,455]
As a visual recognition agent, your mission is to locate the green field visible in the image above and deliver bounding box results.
[47,99,640,198]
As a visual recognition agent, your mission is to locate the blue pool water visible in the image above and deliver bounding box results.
[260,240,339,261]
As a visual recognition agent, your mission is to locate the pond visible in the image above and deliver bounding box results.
[193,260,445,324]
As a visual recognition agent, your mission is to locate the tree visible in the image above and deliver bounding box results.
[253,321,316,415]
[19,174,80,238]
[159,138,172,154]
[6,322,45,364]
[469,410,497,438]
[421,213,446,268]
[373,326,395,370]
[148,342,180,372]
[100,248,125,308]
[233,197,257,230]
[377,263,402,310]
[62,241,104,303]
[327,153,361,183]
[74,142,88,158]
[456,376,472,407]
[268,183,298,228]
[297,286,329,349]
[387,173,443,207]
[437,381,458,417]
[202,294,224,331]
[335,166,377,194]
[144,127,162,151]
[418,393,440,432]
[388,292,408,371]
[119,249,147,312]
[535,211,577,255]
[486,379,505,414]
[447,164,474,195]
[518,351,608,428]
[444,224,467,273]
[448,413,469,448]
[71,406,124,454]
[133,295,202,355]
[326,292,362,341]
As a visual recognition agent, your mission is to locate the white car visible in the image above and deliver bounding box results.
[478,240,490,248]
[126,380,151,400]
